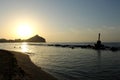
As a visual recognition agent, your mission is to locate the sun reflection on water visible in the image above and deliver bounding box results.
[21,42,29,52]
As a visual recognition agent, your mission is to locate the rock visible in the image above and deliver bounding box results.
[26,35,46,42]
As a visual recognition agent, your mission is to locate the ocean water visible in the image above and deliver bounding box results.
[0,42,120,80]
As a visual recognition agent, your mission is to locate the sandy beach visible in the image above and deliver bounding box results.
[0,49,57,80]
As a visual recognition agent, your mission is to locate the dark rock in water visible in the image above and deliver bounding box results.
[26,35,46,42]
[110,47,118,51]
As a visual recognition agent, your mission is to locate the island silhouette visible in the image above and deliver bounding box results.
[0,35,46,42]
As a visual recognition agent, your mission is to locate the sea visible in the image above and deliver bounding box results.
[0,42,120,80]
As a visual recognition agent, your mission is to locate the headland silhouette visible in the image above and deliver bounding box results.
[0,35,46,43]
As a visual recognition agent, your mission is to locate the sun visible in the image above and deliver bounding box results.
[17,24,33,38]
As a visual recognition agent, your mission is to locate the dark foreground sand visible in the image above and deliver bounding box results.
[0,49,57,80]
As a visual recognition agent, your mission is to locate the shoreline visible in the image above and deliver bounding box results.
[0,49,57,80]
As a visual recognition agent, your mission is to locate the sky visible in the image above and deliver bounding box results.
[0,0,120,42]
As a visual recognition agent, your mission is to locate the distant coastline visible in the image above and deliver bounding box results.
[0,35,46,43]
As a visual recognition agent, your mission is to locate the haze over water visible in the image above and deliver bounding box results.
[0,42,120,80]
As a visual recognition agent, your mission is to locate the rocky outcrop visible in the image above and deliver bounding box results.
[0,35,46,42]
[26,35,46,42]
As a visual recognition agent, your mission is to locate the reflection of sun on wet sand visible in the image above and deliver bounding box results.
[0,49,57,80]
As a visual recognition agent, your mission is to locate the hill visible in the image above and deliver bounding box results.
[0,35,46,42]
[27,35,46,42]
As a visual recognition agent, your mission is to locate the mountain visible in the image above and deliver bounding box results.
[26,35,46,42]
[0,35,46,42]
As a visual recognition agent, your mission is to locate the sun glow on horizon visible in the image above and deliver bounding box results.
[17,24,33,39]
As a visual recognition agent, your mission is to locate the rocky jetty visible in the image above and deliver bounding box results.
[46,33,120,51]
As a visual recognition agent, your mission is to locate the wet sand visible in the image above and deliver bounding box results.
[0,49,57,80]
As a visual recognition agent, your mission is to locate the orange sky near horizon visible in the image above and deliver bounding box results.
[0,0,120,42]
[0,14,120,42]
